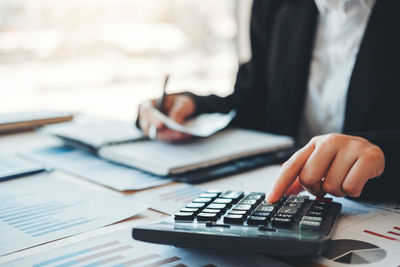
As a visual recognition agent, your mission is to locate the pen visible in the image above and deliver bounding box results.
[158,74,169,114]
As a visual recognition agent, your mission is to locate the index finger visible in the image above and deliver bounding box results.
[267,143,315,203]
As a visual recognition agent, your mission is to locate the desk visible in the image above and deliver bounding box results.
[0,131,399,267]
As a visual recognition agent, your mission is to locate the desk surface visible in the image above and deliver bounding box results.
[1,131,399,267]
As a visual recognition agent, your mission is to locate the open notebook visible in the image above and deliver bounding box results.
[41,116,145,151]
[42,117,294,176]
[99,128,294,176]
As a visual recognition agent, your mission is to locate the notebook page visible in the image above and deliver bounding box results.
[41,116,144,149]
[99,129,294,176]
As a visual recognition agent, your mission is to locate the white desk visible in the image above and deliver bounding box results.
[1,131,399,267]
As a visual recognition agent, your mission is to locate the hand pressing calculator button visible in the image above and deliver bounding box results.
[132,190,342,256]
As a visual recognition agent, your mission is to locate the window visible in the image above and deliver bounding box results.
[0,0,239,120]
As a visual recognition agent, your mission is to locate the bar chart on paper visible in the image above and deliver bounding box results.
[0,173,145,256]
[3,228,284,267]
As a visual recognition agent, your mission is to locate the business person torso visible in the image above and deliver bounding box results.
[298,0,375,144]
[188,0,400,200]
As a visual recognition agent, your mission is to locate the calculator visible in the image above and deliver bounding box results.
[132,190,341,256]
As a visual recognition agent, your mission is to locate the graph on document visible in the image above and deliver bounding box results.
[158,186,204,204]
[343,207,400,246]
[4,228,277,267]
[0,173,144,256]
[0,194,93,238]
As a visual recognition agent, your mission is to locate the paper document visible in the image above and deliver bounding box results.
[100,128,294,176]
[133,183,204,215]
[0,173,147,256]
[2,228,289,267]
[22,146,170,191]
[308,196,400,267]
[153,108,236,137]
[41,116,144,150]
[0,154,46,182]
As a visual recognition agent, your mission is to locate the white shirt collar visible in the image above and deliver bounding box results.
[314,0,375,15]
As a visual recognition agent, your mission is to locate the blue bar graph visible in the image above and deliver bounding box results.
[0,198,91,238]
[0,173,139,257]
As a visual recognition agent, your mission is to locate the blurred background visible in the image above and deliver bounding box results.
[0,0,252,121]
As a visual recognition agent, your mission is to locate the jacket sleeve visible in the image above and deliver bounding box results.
[185,0,276,130]
[350,130,400,201]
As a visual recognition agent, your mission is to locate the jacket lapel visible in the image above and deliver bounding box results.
[265,0,318,136]
[344,0,400,131]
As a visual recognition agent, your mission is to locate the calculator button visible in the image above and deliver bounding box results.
[202,208,223,216]
[205,189,223,195]
[223,214,246,224]
[197,212,219,222]
[247,216,269,225]
[192,198,213,204]
[309,205,327,213]
[302,216,322,222]
[199,193,219,199]
[220,191,244,202]
[232,204,253,212]
[283,202,302,209]
[174,212,195,221]
[271,217,293,227]
[186,203,206,209]
[228,210,247,216]
[287,195,305,203]
[207,203,227,210]
[313,201,330,210]
[277,207,298,215]
[300,220,321,230]
[255,205,275,213]
[274,213,295,220]
[251,212,272,217]
[180,208,199,214]
[213,198,233,206]
[306,211,324,217]
[243,193,265,202]
[238,199,258,207]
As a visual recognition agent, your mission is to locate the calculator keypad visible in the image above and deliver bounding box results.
[174,189,334,232]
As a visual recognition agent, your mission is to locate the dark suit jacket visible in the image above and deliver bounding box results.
[187,0,400,201]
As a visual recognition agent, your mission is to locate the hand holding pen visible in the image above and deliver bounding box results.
[138,75,196,142]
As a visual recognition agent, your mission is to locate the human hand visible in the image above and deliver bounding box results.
[267,133,385,202]
[138,94,196,142]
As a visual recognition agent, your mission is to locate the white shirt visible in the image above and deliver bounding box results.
[298,0,375,144]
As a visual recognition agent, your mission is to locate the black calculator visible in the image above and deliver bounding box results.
[132,190,341,256]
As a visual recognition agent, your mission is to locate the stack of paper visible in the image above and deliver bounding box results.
[1,228,288,267]
[0,173,147,256]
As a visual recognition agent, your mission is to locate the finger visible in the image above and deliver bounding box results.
[341,157,377,198]
[298,140,339,197]
[162,95,177,112]
[138,105,164,136]
[267,143,315,203]
[322,149,357,197]
[284,178,304,196]
[169,97,191,124]
[157,129,192,143]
